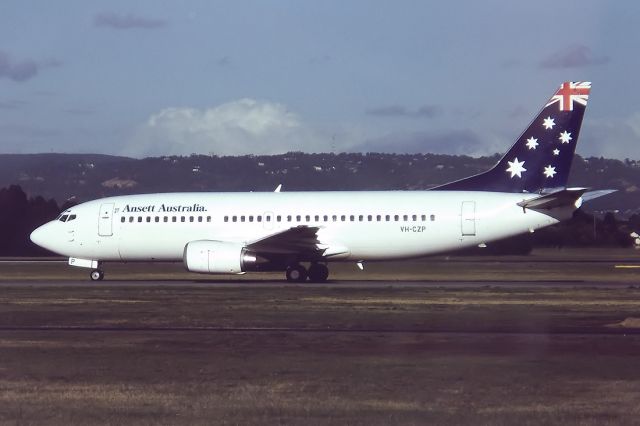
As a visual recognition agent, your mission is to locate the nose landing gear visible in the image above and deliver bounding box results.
[90,269,105,281]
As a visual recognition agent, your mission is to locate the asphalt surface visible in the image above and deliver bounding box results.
[0,279,636,288]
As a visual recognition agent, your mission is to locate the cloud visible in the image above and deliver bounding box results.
[540,45,609,69]
[578,114,640,160]
[0,99,27,110]
[0,51,50,82]
[354,129,489,156]
[63,107,96,115]
[216,56,231,67]
[366,105,442,119]
[124,99,340,157]
[93,12,167,29]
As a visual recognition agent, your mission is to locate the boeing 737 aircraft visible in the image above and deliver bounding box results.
[30,82,612,282]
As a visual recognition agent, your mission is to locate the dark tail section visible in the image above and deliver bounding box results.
[434,82,591,193]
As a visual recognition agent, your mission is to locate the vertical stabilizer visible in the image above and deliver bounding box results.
[435,82,591,193]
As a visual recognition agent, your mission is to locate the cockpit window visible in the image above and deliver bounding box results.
[59,214,69,222]
[67,214,77,221]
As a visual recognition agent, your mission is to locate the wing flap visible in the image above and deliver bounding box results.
[246,226,323,255]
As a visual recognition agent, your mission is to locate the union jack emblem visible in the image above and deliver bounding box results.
[545,81,591,111]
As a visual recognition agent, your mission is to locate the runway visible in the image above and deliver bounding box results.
[2,256,640,424]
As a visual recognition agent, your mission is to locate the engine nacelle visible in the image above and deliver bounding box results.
[183,240,257,274]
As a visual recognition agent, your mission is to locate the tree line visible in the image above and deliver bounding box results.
[0,185,636,257]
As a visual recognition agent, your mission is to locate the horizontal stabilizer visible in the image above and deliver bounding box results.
[581,189,617,203]
[517,188,588,210]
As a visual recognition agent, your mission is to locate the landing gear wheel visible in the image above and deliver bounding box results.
[90,269,104,281]
[286,265,307,283]
[308,263,329,283]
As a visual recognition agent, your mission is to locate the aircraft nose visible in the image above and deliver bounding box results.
[30,222,56,251]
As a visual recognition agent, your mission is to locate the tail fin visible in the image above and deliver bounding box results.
[435,82,591,193]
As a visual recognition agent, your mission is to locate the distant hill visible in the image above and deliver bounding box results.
[1,152,639,214]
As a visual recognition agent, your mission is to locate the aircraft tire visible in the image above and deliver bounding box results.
[308,263,329,282]
[286,265,307,283]
[90,269,104,281]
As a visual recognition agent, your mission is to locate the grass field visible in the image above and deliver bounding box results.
[1,249,640,424]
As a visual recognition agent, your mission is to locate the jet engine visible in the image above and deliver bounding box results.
[183,240,260,274]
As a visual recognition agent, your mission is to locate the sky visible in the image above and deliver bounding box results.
[0,0,639,160]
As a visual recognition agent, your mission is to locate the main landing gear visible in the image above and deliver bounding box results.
[90,269,105,281]
[286,263,329,283]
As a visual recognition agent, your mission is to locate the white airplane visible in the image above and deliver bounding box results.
[30,82,612,282]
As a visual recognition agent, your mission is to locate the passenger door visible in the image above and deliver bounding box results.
[98,203,115,237]
[461,201,476,236]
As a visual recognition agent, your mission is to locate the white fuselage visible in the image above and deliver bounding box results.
[31,190,569,263]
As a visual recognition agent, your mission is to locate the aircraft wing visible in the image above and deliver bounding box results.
[246,226,323,255]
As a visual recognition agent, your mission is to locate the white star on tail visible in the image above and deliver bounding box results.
[543,165,557,178]
[506,158,526,178]
[526,137,539,150]
[543,116,555,129]
[553,148,560,156]
[559,131,572,144]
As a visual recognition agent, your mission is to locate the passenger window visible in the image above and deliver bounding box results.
[257,216,262,222]
[430,214,436,221]
[232,216,237,222]
[377,215,381,221]
[305,215,310,222]
[359,215,363,222]
[172,216,177,223]
[368,215,372,221]
[241,216,245,222]
[249,216,254,222]
[155,217,160,223]
[138,217,143,223]
[181,216,185,223]
[276,215,282,222]
[295,215,301,222]
[164,216,168,222]
[385,215,390,221]
[403,215,408,221]
[120,217,125,223]
[314,215,319,222]
[129,217,134,223]
[198,216,203,222]
[266,216,271,222]
[349,215,355,222]
[287,215,292,222]
[323,215,328,222]
[341,215,346,222]
[394,215,399,221]
[332,215,337,222]
[207,216,211,222]
[145,217,150,223]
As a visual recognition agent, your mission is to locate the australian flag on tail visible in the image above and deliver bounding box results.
[434,82,591,193]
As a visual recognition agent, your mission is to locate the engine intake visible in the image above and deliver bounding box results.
[183,240,258,274]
